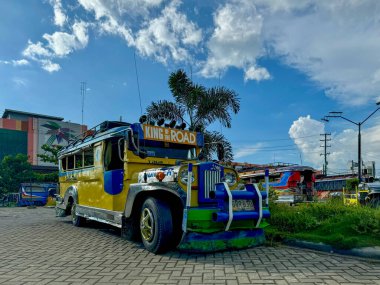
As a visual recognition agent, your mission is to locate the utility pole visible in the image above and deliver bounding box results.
[322,101,380,182]
[320,133,331,176]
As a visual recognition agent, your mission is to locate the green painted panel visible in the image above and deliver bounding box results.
[186,208,267,233]
[0,129,27,161]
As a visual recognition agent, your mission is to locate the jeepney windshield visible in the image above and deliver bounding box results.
[141,145,197,160]
[21,186,46,193]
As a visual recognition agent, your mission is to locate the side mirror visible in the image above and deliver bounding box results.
[198,150,205,161]
[138,150,148,159]
[217,144,224,161]
[126,129,148,159]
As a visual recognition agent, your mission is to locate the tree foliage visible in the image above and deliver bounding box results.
[0,154,33,195]
[37,144,63,165]
[146,69,240,161]
[346,178,359,191]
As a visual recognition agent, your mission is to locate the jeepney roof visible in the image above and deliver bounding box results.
[58,125,129,157]
[58,120,204,157]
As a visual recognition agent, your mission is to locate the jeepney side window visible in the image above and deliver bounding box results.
[75,153,83,169]
[61,157,67,171]
[84,148,94,167]
[67,155,74,170]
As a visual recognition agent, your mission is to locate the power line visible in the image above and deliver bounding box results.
[233,133,321,143]
[235,144,298,150]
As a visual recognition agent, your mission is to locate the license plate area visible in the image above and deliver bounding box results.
[232,200,254,211]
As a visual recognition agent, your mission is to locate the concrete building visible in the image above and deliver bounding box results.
[347,160,376,181]
[0,109,86,170]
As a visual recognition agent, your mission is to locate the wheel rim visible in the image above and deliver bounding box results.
[140,208,154,242]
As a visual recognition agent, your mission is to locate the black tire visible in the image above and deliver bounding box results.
[71,202,85,227]
[369,196,380,208]
[140,197,173,254]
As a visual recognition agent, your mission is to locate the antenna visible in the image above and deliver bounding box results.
[134,51,143,115]
[80,81,86,136]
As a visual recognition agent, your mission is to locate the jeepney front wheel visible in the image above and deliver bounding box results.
[71,202,86,227]
[140,197,173,254]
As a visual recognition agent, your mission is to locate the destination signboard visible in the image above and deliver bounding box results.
[143,125,197,146]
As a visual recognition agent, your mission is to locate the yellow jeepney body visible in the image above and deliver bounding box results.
[56,121,269,253]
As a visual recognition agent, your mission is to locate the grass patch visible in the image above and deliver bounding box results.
[266,200,380,249]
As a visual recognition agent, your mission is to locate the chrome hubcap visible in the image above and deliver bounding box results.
[140,208,154,241]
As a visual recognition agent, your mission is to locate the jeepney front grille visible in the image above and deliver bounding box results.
[204,170,221,198]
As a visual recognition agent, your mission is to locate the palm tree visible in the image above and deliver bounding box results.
[146,69,240,161]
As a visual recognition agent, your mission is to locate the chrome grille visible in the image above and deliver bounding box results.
[204,170,221,198]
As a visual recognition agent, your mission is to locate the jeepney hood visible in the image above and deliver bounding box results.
[138,166,182,183]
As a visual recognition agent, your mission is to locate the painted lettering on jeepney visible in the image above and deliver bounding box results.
[143,125,197,145]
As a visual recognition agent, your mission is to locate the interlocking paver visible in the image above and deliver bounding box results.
[0,207,380,284]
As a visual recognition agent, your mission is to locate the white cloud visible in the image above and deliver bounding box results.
[78,0,163,20]
[135,0,202,64]
[23,40,52,60]
[201,0,380,102]
[43,21,89,56]
[41,59,61,72]
[12,77,28,87]
[289,115,380,174]
[201,0,268,81]
[244,66,270,82]
[256,0,380,105]
[13,59,29,66]
[0,59,29,66]
[289,115,324,170]
[77,0,136,45]
[22,21,89,72]
[50,0,67,27]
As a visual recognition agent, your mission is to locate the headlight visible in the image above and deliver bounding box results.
[224,172,237,186]
[179,169,194,184]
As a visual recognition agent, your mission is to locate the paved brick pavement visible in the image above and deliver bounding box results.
[0,207,379,285]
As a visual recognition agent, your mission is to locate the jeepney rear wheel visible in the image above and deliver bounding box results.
[140,197,173,254]
[71,202,85,227]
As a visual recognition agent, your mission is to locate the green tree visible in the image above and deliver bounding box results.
[346,178,359,191]
[0,154,33,195]
[146,69,240,161]
[37,144,63,165]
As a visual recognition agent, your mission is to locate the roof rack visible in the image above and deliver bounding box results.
[65,121,131,150]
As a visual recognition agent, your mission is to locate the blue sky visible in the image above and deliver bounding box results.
[1,0,380,175]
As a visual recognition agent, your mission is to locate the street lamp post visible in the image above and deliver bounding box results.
[323,102,380,182]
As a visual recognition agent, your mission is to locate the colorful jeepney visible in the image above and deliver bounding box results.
[240,166,316,204]
[18,183,57,206]
[56,120,269,253]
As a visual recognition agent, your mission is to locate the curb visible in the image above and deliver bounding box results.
[284,239,380,260]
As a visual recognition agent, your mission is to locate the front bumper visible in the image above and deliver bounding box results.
[178,228,265,252]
